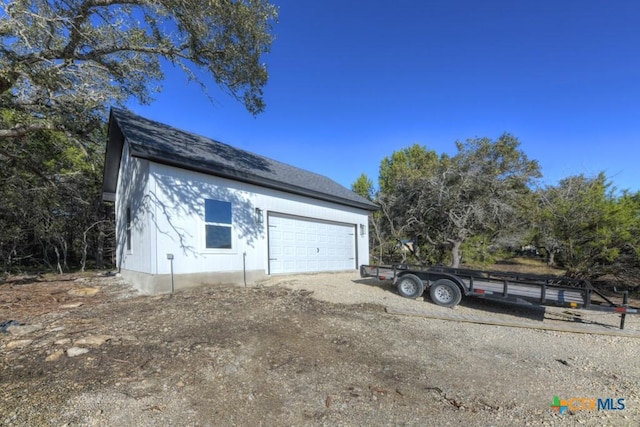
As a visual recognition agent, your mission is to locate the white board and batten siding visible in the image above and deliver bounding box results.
[268,213,357,274]
[138,163,370,277]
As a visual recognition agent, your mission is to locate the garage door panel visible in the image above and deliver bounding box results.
[271,247,282,256]
[269,214,356,274]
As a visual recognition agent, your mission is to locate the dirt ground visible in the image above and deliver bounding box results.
[1,272,639,426]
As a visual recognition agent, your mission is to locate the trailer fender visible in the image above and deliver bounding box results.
[359,264,370,277]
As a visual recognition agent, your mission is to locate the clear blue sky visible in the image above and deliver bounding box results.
[130,0,640,193]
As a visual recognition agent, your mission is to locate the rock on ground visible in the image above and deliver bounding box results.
[1,272,638,426]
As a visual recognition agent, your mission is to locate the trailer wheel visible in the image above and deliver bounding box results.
[429,279,462,307]
[396,274,424,299]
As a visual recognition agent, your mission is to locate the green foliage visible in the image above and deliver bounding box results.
[0,0,278,140]
[378,144,439,194]
[460,235,506,268]
[351,173,375,201]
[0,126,113,273]
[0,0,277,273]
[378,134,540,267]
[530,174,640,280]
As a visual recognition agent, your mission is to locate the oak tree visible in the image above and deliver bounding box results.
[530,174,640,280]
[380,134,540,267]
[0,0,277,139]
[0,0,276,273]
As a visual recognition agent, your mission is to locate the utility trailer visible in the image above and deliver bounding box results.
[360,264,639,329]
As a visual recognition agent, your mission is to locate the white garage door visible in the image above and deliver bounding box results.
[268,214,356,274]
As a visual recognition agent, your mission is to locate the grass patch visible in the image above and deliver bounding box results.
[464,256,565,276]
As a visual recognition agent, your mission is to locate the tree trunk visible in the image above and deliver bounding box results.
[53,246,63,274]
[61,240,68,271]
[5,243,17,274]
[81,231,89,273]
[450,240,462,268]
[96,226,105,270]
[547,249,556,267]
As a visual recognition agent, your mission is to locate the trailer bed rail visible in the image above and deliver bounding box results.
[360,264,639,329]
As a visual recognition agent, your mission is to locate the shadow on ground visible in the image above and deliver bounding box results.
[459,298,546,322]
[351,278,397,295]
[353,277,546,321]
[352,277,623,328]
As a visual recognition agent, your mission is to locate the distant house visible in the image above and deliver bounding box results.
[102,109,378,294]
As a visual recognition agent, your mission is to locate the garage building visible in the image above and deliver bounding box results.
[102,109,378,294]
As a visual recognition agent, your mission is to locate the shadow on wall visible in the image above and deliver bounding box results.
[116,155,146,272]
[150,171,262,258]
[114,111,285,270]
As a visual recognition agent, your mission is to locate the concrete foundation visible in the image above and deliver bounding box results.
[119,269,270,295]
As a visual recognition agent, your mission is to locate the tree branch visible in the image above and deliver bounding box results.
[0,123,55,138]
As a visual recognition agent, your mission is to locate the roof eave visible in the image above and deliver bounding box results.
[101,110,125,202]
[130,150,378,212]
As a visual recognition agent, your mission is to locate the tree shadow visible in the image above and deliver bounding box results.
[458,298,546,322]
[542,309,621,329]
[118,163,263,269]
[152,172,262,257]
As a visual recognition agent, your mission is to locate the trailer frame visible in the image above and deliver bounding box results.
[360,263,639,330]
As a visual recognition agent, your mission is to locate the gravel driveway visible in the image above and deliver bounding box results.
[1,271,639,426]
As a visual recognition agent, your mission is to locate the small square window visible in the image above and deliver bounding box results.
[205,199,232,224]
[205,199,232,249]
[206,225,232,249]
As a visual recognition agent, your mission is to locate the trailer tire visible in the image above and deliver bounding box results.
[429,279,462,307]
[396,274,424,299]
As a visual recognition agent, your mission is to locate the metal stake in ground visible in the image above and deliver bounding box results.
[167,253,174,294]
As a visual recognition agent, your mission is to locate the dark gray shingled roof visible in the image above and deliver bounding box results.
[102,108,378,211]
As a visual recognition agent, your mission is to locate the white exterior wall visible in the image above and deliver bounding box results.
[115,141,154,274]
[149,163,370,277]
[116,157,371,294]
